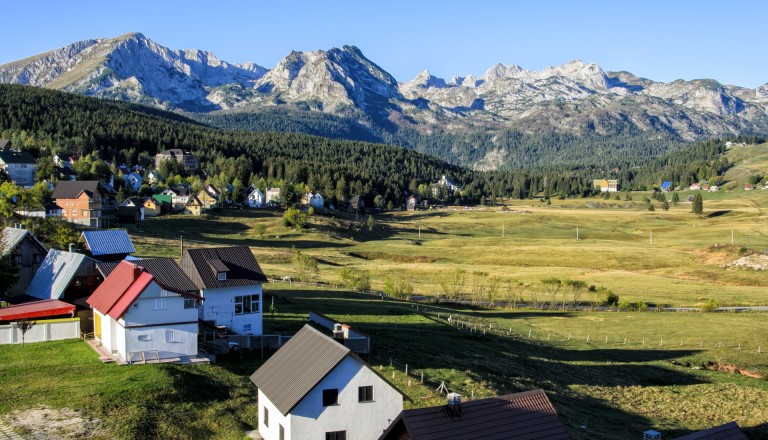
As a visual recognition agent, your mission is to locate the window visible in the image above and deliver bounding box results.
[243,324,252,333]
[279,425,284,440]
[132,303,139,309]
[33,254,43,264]
[184,298,196,309]
[82,210,88,217]
[12,255,21,265]
[325,431,346,440]
[358,386,374,402]
[72,210,78,217]
[217,271,227,281]
[153,298,166,310]
[165,330,180,343]
[322,389,339,407]
[263,406,269,428]
[137,334,151,341]
[234,295,260,315]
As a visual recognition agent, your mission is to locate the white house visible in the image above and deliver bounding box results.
[247,188,266,208]
[250,325,407,440]
[180,246,267,335]
[123,172,143,192]
[162,186,191,210]
[86,259,202,364]
[0,143,36,187]
[310,193,324,209]
[266,187,281,205]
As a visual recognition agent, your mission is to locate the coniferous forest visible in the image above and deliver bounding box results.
[0,84,755,206]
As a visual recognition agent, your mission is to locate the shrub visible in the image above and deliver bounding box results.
[600,290,620,307]
[340,268,371,291]
[701,298,720,312]
[283,207,307,230]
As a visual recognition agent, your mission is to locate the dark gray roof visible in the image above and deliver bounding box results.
[0,139,9,149]
[250,325,353,415]
[81,229,136,256]
[96,258,198,293]
[2,227,46,257]
[181,246,266,289]
[381,389,571,440]
[51,181,101,199]
[0,149,35,164]
[674,422,748,440]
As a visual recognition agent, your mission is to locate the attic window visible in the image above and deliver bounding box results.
[207,258,229,280]
[217,272,227,281]
[322,389,339,407]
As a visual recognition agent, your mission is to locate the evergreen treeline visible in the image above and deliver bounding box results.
[0,84,745,206]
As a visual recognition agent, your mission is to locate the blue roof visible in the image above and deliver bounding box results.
[26,250,93,300]
[661,181,672,189]
[81,229,136,256]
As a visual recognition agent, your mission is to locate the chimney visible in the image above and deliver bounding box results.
[644,430,661,440]
[332,323,344,341]
[68,243,76,253]
[447,392,462,417]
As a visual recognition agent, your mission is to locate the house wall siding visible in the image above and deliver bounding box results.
[289,356,403,440]
[258,389,291,440]
[123,323,198,363]
[201,285,263,335]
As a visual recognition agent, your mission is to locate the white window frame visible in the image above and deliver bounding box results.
[153,298,166,310]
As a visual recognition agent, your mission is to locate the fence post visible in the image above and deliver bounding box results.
[405,364,408,376]
[421,372,424,383]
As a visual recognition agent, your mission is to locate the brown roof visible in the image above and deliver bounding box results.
[97,258,199,293]
[380,389,571,440]
[180,246,266,289]
[52,181,102,200]
[250,325,351,414]
[674,422,749,440]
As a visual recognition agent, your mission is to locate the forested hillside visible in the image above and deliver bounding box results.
[0,85,745,205]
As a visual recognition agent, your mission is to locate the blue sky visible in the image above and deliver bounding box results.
[2,1,766,87]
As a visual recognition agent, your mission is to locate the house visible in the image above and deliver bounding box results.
[247,188,265,208]
[180,246,267,335]
[250,325,407,440]
[701,184,710,191]
[266,187,282,205]
[661,181,672,192]
[26,249,101,304]
[51,181,107,228]
[53,153,77,169]
[689,183,701,190]
[151,194,173,214]
[147,170,162,184]
[1,227,47,296]
[709,185,719,192]
[154,149,198,171]
[184,195,203,216]
[162,186,192,210]
[406,195,418,211]
[81,229,136,261]
[436,175,462,194]
[143,197,163,217]
[87,259,202,364]
[348,195,365,213]
[672,421,748,440]
[117,198,144,223]
[744,183,753,191]
[0,143,36,187]
[123,172,143,192]
[593,179,619,192]
[197,184,220,210]
[310,193,324,209]
[380,389,571,440]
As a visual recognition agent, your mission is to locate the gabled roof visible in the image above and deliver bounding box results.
[25,250,96,300]
[661,181,672,189]
[0,149,35,164]
[81,229,136,256]
[87,260,153,319]
[181,246,266,289]
[248,325,358,414]
[0,299,75,322]
[2,227,46,257]
[51,181,101,200]
[0,139,9,149]
[186,195,202,206]
[674,422,748,440]
[381,389,571,440]
[96,258,198,293]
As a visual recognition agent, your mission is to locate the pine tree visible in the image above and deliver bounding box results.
[692,193,703,215]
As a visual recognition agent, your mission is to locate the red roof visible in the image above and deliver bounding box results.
[86,260,154,319]
[0,299,75,321]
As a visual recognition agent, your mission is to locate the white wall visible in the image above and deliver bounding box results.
[123,323,198,363]
[258,389,291,440]
[289,356,403,440]
[202,284,262,335]
[0,319,80,344]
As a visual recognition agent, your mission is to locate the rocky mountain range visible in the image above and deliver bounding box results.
[2,32,767,169]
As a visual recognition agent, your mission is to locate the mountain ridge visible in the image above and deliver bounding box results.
[2,33,767,169]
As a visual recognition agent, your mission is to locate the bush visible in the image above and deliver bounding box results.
[701,298,720,312]
[600,290,620,307]
[340,268,371,291]
[283,207,307,230]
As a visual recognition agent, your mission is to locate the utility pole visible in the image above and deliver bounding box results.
[576,226,579,240]
[502,225,505,238]
[650,229,653,245]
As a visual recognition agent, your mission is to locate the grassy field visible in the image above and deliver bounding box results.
[129,183,768,308]
[2,288,767,439]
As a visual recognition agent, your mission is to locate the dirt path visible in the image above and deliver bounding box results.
[0,421,23,440]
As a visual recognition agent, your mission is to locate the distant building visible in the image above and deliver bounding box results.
[247,188,265,208]
[80,229,136,261]
[1,227,47,296]
[154,149,198,171]
[0,141,36,187]
[51,181,108,228]
[406,194,418,211]
[593,179,619,192]
[348,195,365,213]
[309,193,324,209]
[266,187,282,205]
[661,181,672,192]
[673,421,748,440]
[123,172,143,192]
